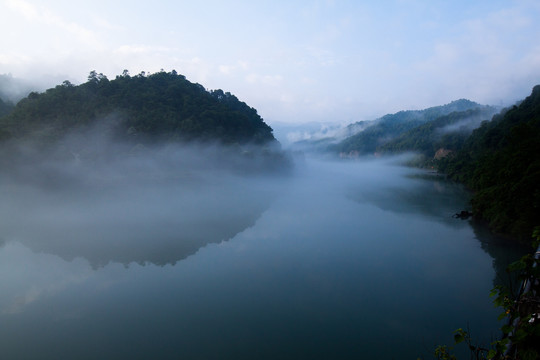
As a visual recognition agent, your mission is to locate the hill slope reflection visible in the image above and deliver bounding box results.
[0,154,530,360]
[346,171,471,226]
[0,144,281,268]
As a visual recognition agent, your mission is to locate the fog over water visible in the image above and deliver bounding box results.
[0,143,527,359]
[0,138,287,266]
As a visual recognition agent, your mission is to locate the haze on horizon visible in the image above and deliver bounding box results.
[1,0,539,126]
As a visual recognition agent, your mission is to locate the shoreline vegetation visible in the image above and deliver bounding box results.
[326,85,540,246]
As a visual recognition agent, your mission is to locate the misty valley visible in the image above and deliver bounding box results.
[0,151,526,359]
[0,72,538,359]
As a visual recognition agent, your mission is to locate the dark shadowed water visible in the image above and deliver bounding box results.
[0,156,527,359]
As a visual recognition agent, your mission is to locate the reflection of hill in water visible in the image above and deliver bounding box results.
[0,172,276,268]
[470,221,530,288]
[346,172,471,226]
[347,170,529,288]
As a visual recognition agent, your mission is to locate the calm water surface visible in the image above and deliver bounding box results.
[0,157,526,359]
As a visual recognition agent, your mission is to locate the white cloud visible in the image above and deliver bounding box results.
[5,0,38,20]
[245,73,283,86]
[400,1,540,107]
[0,53,31,66]
[115,45,175,56]
[219,65,233,75]
[115,45,150,55]
[237,61,250,70]
[6,0,101,50]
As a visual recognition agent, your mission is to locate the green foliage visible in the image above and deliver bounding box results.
[377,107,497,160]
[0,70,275,146]
[333,86,539,242]
[439,85,540,242]
[434,345,458,360]
[333,99,487,155]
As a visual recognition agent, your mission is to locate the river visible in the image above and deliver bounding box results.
[0,155,527,359]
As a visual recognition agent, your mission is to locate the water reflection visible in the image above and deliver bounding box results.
[470,221,529,288]
[345,163,530,292]
[0,173,276,268]
[0,242,92,314]
[346,169,472,226]
[0,156,529,360]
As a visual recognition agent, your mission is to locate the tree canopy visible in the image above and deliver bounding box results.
[333,99,489,155]
[438,86,540,242]
[0,70,275,146]
[377,106,498,159]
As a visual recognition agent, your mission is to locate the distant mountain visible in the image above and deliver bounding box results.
[438,85,540,242]
[0,70,275,146]
[288,120,372,153]
[333,99,490,156]
[0,74,36,102]
[377,106,498,161]
[0,97,14,118]
[270,121,344,147]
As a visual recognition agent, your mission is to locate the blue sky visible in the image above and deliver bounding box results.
[1,0,539,125]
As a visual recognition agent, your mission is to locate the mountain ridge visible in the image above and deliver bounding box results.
[437,85,540,241]
[0,70,276,147]
[333,99,492,156]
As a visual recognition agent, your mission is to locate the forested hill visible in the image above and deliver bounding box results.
[438,85,540,242]
[333,99,489,155]
[377,106,498,160]
[0,70,275,146]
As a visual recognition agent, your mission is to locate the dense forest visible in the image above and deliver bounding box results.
[437,85,540,242]
[319,90,538,243]
[0,70,275,146]
[377,106,498,162]
[0,70,293,177]
[333,99,493,155]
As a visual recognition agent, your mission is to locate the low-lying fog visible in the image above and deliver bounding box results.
[0,140,526,360]
[0,138,289,267]
[0,139,460,268]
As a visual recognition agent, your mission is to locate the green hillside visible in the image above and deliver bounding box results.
[438,85,540,242]
[334,99,486,155]
[0,70,275,146]
[378,106,497,161]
